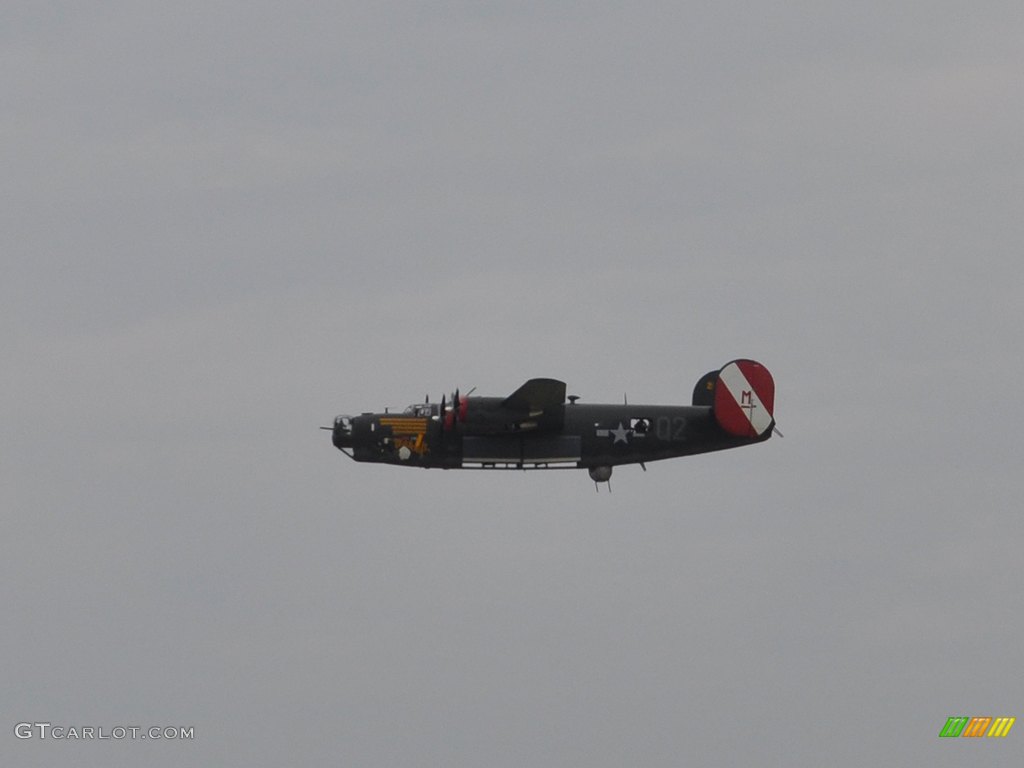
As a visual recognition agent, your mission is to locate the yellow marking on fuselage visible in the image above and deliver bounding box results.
[394,435,429,455]
[379,417,428,435]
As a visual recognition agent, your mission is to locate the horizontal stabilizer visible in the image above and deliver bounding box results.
[501,378,566,413]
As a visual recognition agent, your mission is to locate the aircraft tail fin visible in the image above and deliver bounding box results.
[694,359,776,438]
[692,370,719,407]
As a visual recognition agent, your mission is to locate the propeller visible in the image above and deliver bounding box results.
[442,391,457,431]
[441,387,472,432]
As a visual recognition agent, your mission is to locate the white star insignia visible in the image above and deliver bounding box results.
[610,422,630,444]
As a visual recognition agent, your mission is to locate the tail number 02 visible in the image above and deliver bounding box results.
[655,417,686,441]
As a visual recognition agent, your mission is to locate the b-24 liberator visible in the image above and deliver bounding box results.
[329,359,777,488]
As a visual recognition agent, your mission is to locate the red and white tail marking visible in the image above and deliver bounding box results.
[713,360,775,437]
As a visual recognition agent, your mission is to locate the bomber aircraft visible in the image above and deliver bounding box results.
[328,359,777,489]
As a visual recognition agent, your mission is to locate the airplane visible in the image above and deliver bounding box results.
[328,359,777,489]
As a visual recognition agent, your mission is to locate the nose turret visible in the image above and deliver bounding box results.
[332,415,354,450]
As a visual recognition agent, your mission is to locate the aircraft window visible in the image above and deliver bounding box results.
[630,417,651,434]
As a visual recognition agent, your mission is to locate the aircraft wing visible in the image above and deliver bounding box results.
[501,378,567,414]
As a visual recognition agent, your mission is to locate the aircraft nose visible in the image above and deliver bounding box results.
[332,415,354,449]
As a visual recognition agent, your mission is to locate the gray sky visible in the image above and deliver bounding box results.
[3,1,1023,765]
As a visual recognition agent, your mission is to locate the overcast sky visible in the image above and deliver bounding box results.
[3,1,1023,766]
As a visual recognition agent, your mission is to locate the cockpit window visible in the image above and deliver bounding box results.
[404,404,433,417]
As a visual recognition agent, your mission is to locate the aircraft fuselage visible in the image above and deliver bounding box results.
[333,401,766,471]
